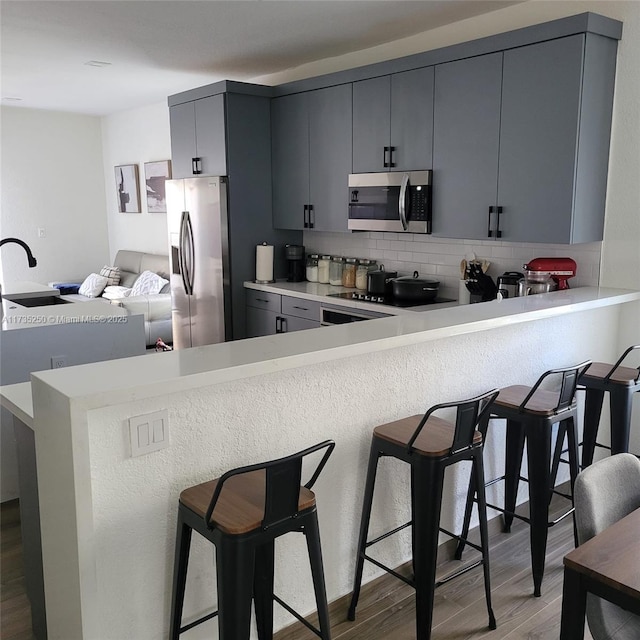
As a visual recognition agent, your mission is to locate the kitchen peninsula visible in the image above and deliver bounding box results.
[1,287,638,640]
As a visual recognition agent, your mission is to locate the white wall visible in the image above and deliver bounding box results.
[0,107,110,283]
[100,101,171,260]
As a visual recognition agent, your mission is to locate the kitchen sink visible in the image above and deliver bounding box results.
[5,295,72,308]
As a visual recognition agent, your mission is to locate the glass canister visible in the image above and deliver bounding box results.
[355,259,377,290]
[342,258,357,288]
[306,254,319,282]
[318,255,331,284]
[329,256,344,285]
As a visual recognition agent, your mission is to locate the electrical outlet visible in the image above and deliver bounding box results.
[129,410,169,457]
[51,356,67,369]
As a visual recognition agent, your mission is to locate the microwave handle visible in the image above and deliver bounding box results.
[399,173,410,231]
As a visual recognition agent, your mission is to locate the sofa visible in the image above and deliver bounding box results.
[60,250,172,347]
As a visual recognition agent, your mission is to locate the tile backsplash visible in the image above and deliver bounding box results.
[303,231,601,300]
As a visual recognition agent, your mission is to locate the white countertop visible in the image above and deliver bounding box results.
[244,280,459,314]
[1,297,128,331]
[4,286,637,412]
[0,382,33,428]
[2,280,60,299]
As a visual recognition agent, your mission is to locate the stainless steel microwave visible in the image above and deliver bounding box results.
[348,171,432,233]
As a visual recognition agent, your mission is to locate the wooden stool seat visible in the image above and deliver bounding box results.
[180,471,316,535]
[494,385,573,416]
[581,362,640,386]
[374,415,481,456]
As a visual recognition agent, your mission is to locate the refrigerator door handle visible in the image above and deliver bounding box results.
[179,211,193,295]
[183,211,195,295]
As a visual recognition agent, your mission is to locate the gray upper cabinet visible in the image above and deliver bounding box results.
[169,94,227,179]
[353,68,434,173]
[272,93,310,230]
[498,34,614,243]
[272,84,352,232]
[433,33,617,243]
[432,53,503,239]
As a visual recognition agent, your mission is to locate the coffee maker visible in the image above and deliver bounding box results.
[285,244,305,282]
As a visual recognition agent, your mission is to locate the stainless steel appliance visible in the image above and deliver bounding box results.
[525,257,577,290]
[166,177,231,349]
[348,171,432,233]
[320,303,391,325]
[496,272,524,299]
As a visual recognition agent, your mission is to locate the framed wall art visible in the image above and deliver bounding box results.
[114,164,141,213]
[144,160,172,213]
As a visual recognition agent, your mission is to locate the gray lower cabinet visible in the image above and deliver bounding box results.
[246,290,321,337]
[353,67,434,173]
[433,34,616,244]
[272,85,352,232]
[169,94,227,179]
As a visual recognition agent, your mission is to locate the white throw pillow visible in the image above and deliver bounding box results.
[79,273,108,298]
[102,285,133,300]
[99,265,121,286]
[131,270,169,296]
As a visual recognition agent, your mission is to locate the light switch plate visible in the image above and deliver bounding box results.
[129,409,169,457]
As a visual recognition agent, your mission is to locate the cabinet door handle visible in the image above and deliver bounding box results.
[256,297,269,304]
[487,206,495,238]
[275,316,283,333]
[281,317,288,333]
[293,305,309,311]
[309,204,315,229]
[192,157,202,175]
[303,205,309,229]
[383,146,389,168]
[495,206,503,238]
[388,146,396,168]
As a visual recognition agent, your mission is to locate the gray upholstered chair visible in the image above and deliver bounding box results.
[573,453,640,640]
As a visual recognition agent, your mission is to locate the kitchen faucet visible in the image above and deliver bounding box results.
[0,237,38,321]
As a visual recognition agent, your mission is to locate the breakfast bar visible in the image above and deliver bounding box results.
[2,287,639,640]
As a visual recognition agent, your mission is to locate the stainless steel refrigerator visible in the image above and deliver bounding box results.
[166,176,231,349]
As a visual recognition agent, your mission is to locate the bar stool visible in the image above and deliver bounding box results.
[348,389,499,640]
[579,345,640,468]
[169,440,335,640]
[456,362,590,598]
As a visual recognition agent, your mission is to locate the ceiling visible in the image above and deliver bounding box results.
[1,0,519,116]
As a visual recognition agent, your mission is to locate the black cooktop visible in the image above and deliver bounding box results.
[326,291,455,308]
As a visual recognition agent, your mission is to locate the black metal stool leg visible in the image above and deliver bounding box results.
[565,417,581,548]
[582,388,605,468]
[504,420,525,533]
[304,512,332,640]
[170,509,193,640]
[609,387,634,455]
[549,421,568,499]
[216,538,255,640]
[473,452,497,630]
[454,462,476,560]
[253,541,275,640]
[412,461,444,640]
[348,443,381,621]
[525,421,552,597]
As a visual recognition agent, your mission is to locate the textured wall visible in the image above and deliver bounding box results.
[83,305,620,639]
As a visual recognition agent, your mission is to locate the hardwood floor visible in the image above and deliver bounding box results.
[1,500,35,640]
[0,496,592,640]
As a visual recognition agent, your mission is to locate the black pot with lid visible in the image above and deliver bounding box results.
[366,264,398,296]
[390,271,440,302]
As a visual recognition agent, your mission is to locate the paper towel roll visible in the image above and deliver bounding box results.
[255,243,274,283]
